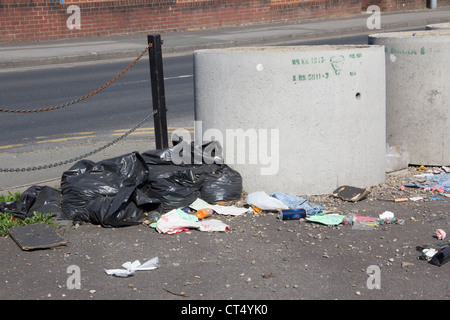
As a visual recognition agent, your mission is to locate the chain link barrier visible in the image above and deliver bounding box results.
[0,109,157,172]
[0,43,161,173]
[0,43,152,114]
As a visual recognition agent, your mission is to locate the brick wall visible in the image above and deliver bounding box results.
[362,0,450,10]
[0,0,449,42]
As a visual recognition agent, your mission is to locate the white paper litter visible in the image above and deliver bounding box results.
[189,198,250,216]
[422,248,438,261]
[379,211,395,220]
[156,209,230,234]
[246,191,289,210]
[105,257,159,277]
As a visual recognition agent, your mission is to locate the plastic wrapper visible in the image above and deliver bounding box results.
[386,143,409,173]
[246,191,289,211]
[105,257,159,277]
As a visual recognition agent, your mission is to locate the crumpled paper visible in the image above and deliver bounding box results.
[156,208,230,234]
[422,249,438,261]
[189,198,250,216]
[105,257,159,277]
[436,229,446,240]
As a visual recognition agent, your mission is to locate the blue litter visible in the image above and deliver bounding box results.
[270,192,323,215]
[406,173,450,192]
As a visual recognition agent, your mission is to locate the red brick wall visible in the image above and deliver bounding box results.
[0,0,449,42]
[362,0,450,10]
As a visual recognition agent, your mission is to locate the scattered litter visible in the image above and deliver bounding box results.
[189,198,250,216]
[196,208,214,219]
[270,192,323,215]
[163,288,187,297]
[306,214,346,226]
[351,215,378,230]
[379,211,394,220]
[331,185,369,202]
[155,208,230,235]
[385,143,409,173]
[436,229,446,240]
[409,196,423,201]
[246,191,289,211]
[422,248,438,261]
[394,198,408,202]
[415,165,426,172]
[429,247,450,267]
[105,257,159,277]
[405,173,450,192]
[8,223,67,251]
[277,209,306,220]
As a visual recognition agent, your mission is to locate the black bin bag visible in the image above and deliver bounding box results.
[61,152,160,227]
[0,185,62,220]
[141,140,242,211]
[200,165,242,203]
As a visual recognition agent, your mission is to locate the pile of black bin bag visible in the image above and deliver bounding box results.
[0,141,242,228]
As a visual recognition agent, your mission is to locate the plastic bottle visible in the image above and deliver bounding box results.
[196,208,214,219]
[149,211,161,223]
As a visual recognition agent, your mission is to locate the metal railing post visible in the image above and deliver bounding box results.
[148,34,169,150]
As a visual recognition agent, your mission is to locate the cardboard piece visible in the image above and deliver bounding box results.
[331,185,370,202]
[8,223,66,251]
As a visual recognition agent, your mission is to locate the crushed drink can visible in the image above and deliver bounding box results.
[277,208,306,220]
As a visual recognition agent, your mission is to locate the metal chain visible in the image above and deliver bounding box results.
[0,109,157,172]
[0,43,152,114]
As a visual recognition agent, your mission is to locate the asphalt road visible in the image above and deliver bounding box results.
[0,54,195,151]
[0,34,372,153]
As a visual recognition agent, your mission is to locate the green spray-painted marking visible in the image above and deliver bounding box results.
[291,52,362,82]
[292,56,325,65]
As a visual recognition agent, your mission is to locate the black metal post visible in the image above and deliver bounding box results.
[148,34,169,150]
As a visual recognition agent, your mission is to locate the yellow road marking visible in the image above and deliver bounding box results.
[36,135,96,144]
[0,143,24,150]
[112,127,195,136]
[1,127,193,149]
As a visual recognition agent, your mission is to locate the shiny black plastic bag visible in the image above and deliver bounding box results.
[61,152,160,227]
[141,140,242,211]
[200,165,242,203]
[0,185,62,220]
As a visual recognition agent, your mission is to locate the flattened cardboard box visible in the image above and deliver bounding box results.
[9,223,66,251]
